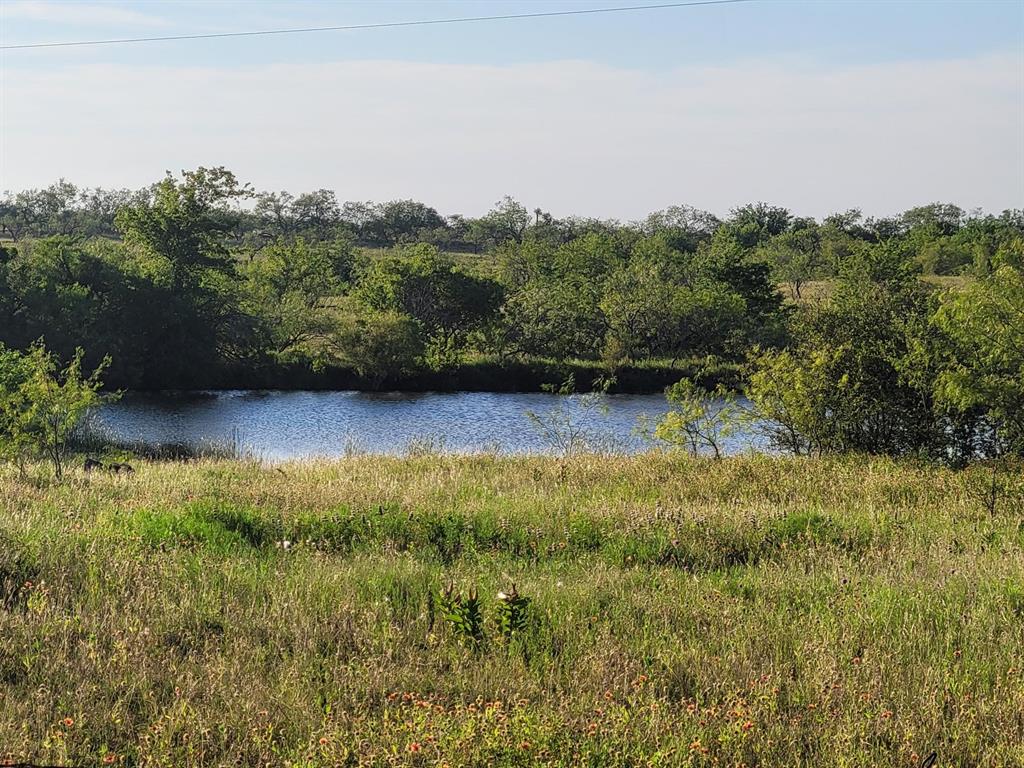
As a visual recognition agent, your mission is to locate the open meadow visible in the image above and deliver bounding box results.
[1,454,1022,767]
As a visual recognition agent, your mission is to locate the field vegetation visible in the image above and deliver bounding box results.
[1,172,1023,768]
[2,453,1023,767]
[2,171,1020,395]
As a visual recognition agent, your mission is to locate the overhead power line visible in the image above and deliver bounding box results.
[1,0,755,51]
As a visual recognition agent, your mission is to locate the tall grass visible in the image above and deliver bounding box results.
[0,454,1021,766]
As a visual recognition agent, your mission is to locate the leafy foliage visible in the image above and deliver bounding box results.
[0,342,111,478]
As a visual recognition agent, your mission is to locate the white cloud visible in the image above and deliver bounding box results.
[1,53,1020,218]
[1,1,167,27]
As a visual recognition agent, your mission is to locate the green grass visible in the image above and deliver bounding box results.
[1,454,1022,766]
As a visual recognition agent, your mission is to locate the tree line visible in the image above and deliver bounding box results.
[0,167,1021,459]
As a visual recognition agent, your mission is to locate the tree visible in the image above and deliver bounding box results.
[901,203,964,237]
[471,196,531,247]
[694,229,788,348]
[242,237,353,359]
[375,200,445,245]
[933,261,1024,455]
[0,343,110,479]
[325,310,424,389]
[726,202,792,247]
[291,189,341,239]
[525,376,615,456]
[501,277,606,361]
[640,205,720,251]
[746,245,946,458]
[760,226,823,299]
[0,345,37,473]
[254,191,297,237]
[114,168,253,386]
[654,377,738,458]
[356,245,502,362]
[116,167,249,288]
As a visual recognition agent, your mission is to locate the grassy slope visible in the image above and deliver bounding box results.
[1,455,1022,767]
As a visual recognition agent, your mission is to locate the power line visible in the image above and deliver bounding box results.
[0,0,756,51]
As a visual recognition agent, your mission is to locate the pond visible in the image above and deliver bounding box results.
[88,390,767,461]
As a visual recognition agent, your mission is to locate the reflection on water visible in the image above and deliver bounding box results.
[89,390,764,461]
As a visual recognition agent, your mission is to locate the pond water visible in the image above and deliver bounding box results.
[88,390,766,461]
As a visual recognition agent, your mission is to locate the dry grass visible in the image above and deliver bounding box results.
[784,275,974,304]
[1,454,1022,767]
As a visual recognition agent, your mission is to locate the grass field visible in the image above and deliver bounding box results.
[1,454,1022,767]
[784,275,972,303]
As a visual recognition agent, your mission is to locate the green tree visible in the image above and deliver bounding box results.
[0,343,110,479]
[114,168,253,386]
[747,245,945,457]
[242,237,353,360]
[356,245,502,363]
[325,310,424,389]
[115,167,249,289]
[933,262,1024,455]
[760,226,822,299]
[654,377,738,458]
[471,196,531,247]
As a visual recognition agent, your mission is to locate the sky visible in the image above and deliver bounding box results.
[1,0,1022,220]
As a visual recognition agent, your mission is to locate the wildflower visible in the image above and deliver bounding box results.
[742,721,754,732]
[103,756,116,765]
[604,690,614,701]
[518,741,531,750]
[881,710,893,719]
[407,742,422,753]
[953,649,962,659]
[690,739,703,752]
[62,717,74,727]
[318,737,329,745]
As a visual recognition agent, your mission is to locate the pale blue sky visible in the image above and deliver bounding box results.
[2,0,1022,218]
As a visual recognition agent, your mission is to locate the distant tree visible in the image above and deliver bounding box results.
[726,202,792,247]
[291,189,341,239]
[501,277,606,361]
[116,167,250,288]
[254,191,297,237]
[471,196,531,247]
[325,310,424,389]
[376,200,446,245]
[695,229,788,346]
[356,244,502,363]
[114,168,253,386]
[242,237,353,359]
[760,226,823,299]
[901,203,964,237]
[640,205,720,251]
